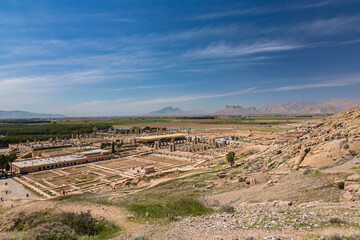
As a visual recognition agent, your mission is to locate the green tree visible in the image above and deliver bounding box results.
[0,154,7,174]
[226,151,236,167]
[7,153,17,175]
[111,142,115,153]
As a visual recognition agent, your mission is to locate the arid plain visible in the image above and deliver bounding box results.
[0,106,359,240]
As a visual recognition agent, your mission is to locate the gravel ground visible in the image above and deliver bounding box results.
[150,205,360,240]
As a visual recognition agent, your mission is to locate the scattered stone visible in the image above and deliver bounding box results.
[217,172,227,178]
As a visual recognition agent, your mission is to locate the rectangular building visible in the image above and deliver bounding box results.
[11,149,113,174]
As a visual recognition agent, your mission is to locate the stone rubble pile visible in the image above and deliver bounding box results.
[243,106,360,171]
[158,205,360,240]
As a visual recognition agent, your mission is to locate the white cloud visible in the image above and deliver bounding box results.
[126,88,256,106]
[189,8,256,20]
[183,42,301,59]
[61,74,360,116]
[112,81,204,91]
[259,75,360,93]
[190,0,343,20]
[293,16,360,35]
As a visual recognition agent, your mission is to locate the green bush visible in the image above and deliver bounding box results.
[226,152,236,167]
[9,210,120,239]
[127,197,213,219]
[325,234,360,240]
[349,150,357,156]
[329,217,342,224]
[326,235,345,240]
[220,204,235,213]
[10,211,52,231]
[337,182,345,190]
[303,168,312,175]
[60,211,98,236]
[92,219,121,239]
[29,222,76,240]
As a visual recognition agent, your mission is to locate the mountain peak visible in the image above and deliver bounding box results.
[158,106,180,113]
[213,105,259,115]
[143,106,205,116]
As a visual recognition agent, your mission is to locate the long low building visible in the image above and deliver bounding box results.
[11,149,113,174]
[135,133,186,143]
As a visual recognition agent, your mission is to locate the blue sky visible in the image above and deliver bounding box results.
[0,0,360,116]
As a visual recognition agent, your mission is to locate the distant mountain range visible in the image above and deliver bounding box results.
[213,99,360,115]
[143,106,206,116]
[143,99,360,116]
[0,110,66,119]
[4,98,358,118]
[212,105,259,115]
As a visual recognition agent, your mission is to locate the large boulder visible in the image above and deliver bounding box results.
[292,147,310,169]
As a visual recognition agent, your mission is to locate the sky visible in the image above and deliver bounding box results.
[0,0,360,116]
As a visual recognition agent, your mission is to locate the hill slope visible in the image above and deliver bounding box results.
[212,99,360,115]
[143,106,205,116]
[212,105,260,115]
[256,105,360,171]
[259,99,360,114]
[0,110,65,119]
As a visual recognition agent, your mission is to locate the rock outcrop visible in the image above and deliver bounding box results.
[341,174,360,202]
[256,106,360,170]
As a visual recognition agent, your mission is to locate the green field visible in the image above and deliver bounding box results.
[51,115,317,126]
[0,115,320,147]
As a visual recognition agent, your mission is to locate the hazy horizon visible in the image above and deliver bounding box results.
[1,0,360,116]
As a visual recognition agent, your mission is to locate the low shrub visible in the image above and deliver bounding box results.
[134,237,146,240]
[349,150,357,156]
[93,219,121,239]
[329,217,342,224]
[60,211,98,236]
[220,204,235,213]
[29,222,76,240]
[326,235,345,240]
[303,168,312,175]
[10,211,52,231]
[127,197,213,219]
[9,210,120,239]
[337,181,345,190]
[326,234,360,240]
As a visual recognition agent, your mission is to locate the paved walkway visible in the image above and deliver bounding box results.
[0,178,42,201]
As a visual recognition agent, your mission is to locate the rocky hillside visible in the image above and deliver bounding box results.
[259,101,337,114]
[293,105,360,168]
[212,99,360,115]
[255,106,360,171]
[259,99,360,115]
